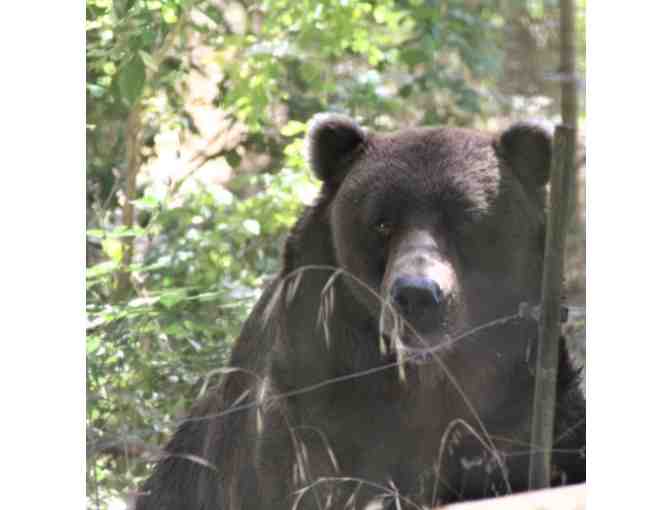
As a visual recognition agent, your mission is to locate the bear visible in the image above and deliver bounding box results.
[135,113,585,510]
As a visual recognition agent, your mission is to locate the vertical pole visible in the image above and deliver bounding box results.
[560,0,578,223]
[528,125,573,490]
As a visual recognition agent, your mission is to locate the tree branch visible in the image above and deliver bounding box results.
[115,1,196,299]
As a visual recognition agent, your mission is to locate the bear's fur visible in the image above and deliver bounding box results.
[136,114,585,510]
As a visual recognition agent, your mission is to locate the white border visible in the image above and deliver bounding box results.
[589,2,672,507]
[2,3,85,508]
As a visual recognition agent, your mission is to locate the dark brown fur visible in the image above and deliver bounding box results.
[136,115,585,510]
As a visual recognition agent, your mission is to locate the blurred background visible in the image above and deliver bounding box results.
[86,1,585,508]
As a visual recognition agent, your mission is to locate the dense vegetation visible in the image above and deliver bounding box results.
[86,1,585,507]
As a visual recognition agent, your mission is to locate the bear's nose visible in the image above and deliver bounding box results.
[390,276,443,325]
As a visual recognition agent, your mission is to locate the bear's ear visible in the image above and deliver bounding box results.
[306,113,367,184]
[496,120,553,189]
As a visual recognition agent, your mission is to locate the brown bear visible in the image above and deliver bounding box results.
[136,114,585,510]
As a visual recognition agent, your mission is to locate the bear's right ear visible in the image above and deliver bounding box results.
[306,113,367,184]
[496,120,553,189]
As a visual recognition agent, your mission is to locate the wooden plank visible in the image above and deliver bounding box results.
[439,484,586,510]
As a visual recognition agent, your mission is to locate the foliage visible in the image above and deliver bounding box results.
[86,1,585,508]
[87,124,316,502]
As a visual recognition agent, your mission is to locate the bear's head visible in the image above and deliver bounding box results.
[305,113,552,355]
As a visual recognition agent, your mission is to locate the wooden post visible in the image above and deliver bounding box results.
[528,125,573,490]
[560,0,578,225]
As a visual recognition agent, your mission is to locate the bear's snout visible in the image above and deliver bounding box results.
[380,228,461,340]
[390,275,444,328]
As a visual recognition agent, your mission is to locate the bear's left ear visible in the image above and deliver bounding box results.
[306,113,367,185]
[496,120,553,189]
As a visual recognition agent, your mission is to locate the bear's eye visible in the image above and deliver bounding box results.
[374,220,393,238]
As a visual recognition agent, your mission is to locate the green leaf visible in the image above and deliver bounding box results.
[86,261,118,280]
[158,290,188,308]
[113,0,129,18]
[225,151,242,169]
[132,195,161,210]
[204,4,224,24]
[87,335,102,354]
[87,83,107,98]
[102,239,124,263]
[373,5,390,24]
[86,229,105,239]
[162,6,178,24]
[400,47,426,67]
[102,62,117,76]
[119,54,145,106]
[138,50,159,73]
[280,120,307,137]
